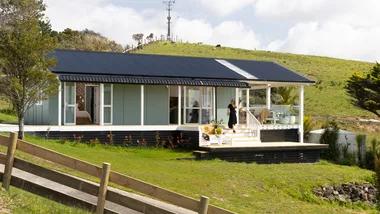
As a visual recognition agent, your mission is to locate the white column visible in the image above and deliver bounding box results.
[183,86,187,124]
[266,86,271,110]
[235,88,239,124]
[58,82,62,127]
[246,89,249,110]
[178,85,182,125]
[99,84,104,126]
[141,85,144,126]
[299,85,305,143]
[213,87,216,120]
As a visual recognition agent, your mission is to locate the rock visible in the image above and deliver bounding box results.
[364,187,369,192]
[337,194,346,202]
[333,191,339,195]
[352,197,360,202]
[362,193,368,201]
[323,187,333,197]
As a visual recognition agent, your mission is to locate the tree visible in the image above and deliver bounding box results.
[0,0,59,139]
[345,63,380,117]
[56,28,123,52]
[132,33,144,44]
[146,33,154,42]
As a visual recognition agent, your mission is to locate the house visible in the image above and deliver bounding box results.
[2,49,328,163]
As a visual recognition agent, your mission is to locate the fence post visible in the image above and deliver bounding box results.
[2,132,18,191]
[199,196,209,214]
[96,162,111,214]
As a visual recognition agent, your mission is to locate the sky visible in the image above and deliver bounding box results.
[44,0,380,62]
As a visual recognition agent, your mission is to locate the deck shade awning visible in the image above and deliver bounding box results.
[58,74,251,88]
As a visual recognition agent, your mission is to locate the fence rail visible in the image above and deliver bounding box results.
[0,133,235,214]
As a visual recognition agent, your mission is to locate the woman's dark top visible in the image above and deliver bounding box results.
[228,104,237,128]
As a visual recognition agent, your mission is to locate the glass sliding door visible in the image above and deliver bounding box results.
[64,82,76,125]
[103,84,113,125]
[184,86,213,124]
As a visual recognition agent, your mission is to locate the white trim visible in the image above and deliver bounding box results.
[178,85,182,125]
[299,85,304,143]
[183,86,187,124]
[266,87,271,110]
[63,82,76,125]
[168,86,170,124]
[58,82,62,127]
[215,59,257,79]
[141,85,144,126]
[246,89,250,110]
[99,84,104,126]
[213,87,216,121]
[235,88,239,124]
[0,125,200,132]
[36,101,43,105]
[103,84,113,125]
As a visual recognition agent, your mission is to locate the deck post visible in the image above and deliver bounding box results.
[96,162,111,214]
[178,85,182,125]
[141,85,144,125]
[266,85,271,110]
[235,88,239,124]
[213,87,216,121]
[246,88,249,110]
[58,82,62,127]
[2,132,18,191]
[99,84,104,126]
[299,85,304,143]
[199,196,209,214]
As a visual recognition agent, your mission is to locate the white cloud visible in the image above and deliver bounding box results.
[45,0,167,46]
[173,19,260,49]
[45,0,260,50]
[256,0,380,62]
[266,22,380,62]
[198,0,254,17]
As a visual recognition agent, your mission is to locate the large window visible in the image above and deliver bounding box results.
[185,86,213,124]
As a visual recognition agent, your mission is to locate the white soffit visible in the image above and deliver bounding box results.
[215,59,257,80]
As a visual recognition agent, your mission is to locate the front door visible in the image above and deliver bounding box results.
[64,82,76,125]
[184,86,214,124]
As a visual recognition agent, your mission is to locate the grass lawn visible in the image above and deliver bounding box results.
[136,42,376,119]
[0,185,89,214]
[0,134,376,214]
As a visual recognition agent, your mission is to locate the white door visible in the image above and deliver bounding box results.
[64,82,76,125]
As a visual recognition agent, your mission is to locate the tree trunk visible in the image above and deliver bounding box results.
[18,115,24,140]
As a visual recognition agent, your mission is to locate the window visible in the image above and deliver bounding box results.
[185,86,213,124]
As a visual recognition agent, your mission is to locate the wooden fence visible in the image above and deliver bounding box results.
[0,133,235,214]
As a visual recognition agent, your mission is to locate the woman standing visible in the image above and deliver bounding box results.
[227,99,237,133]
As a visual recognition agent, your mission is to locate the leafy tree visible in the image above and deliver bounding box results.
[146,33,154,42]
[275,87,298,105]
[0,0,58,139]
[132,33,144,43]
[320,120,340,162]
[345,63,380,117]
[55,28,123,52]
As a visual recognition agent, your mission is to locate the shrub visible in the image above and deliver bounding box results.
[366,138,380,170]
[356,134,365,167]
[303,115,315,141]
[320,120,340,162]
[374,157,380,209]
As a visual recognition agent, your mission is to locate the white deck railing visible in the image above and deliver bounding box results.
[245,108,261,140]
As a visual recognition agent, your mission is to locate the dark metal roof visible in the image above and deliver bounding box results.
[50,49,314,83]
[58,74,250,88]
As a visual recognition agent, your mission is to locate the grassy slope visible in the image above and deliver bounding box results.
[0,185,89,213]
[0,134,375,214]
[136,42,375,119]
[0,100,17,123]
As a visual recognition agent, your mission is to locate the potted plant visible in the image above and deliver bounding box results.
[215,127,223,137]
[288,106,296,124]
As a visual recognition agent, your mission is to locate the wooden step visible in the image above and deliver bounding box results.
[193,150,210,159]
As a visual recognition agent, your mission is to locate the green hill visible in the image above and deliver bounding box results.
[136,42,375,119]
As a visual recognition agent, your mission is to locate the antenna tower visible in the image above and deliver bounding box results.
[163,0,175,40]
